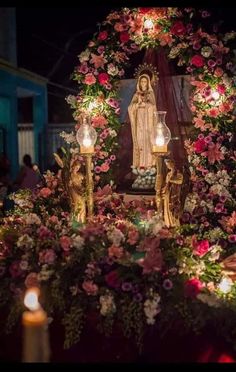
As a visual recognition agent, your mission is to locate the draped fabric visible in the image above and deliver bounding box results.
[143,48,189,171]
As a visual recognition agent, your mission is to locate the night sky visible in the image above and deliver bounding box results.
[15,6,236,122]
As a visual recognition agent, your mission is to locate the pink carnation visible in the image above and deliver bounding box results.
[84,73,96,85]
[39,187,52,198]
[82,280,98,295]
[108,245,124,259]
[92,115,108,129]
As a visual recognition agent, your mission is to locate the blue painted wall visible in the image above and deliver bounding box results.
[0,67,47,178]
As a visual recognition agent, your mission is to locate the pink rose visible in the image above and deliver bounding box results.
[84,73,96,85]
[193,240,210,257]
[100,163,109,172]
[190,55,204,67]
[98,31,108,41]
[39,187,52,198]
[25,272,39,288]
[184,278,203,298]
[82,280,98,295]
[60,236,72,251]
[170,21,186,36]
[98,72,109,86]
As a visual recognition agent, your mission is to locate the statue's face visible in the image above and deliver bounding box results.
[139,77,148,91]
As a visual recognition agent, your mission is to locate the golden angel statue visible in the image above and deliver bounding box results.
[158,158,183,228]
[54,152,86,224]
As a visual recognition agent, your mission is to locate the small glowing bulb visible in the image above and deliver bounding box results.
[212,91,220,100]
[218,277,232,293]
[24,288,40,311]
[155,136,165,146]
[144,19,154,29]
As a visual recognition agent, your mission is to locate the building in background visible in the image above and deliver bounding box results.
[0,8,48,177]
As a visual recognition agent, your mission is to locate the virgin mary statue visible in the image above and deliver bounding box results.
[128,73,157,170]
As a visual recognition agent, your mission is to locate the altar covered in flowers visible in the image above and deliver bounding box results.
[1,7,236,363]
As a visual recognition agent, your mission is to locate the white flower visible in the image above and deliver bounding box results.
[107,63,119,76]
[109,129,117,138]
[25,213,41,225]
[60,131,76,145]
[72,234,85,250]
[38,265,54,281]
[107,227,125,246]
[79,49,90,63]
[197,293,221,308]
[17,234,34,249]
[144,294,161,325]
[208,244,222,262]
[99,293,116,316]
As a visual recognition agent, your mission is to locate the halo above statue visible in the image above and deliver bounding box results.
[134,63,159,86]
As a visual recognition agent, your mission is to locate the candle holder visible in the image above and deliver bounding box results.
[151,111,184,227]
[76,115,97,218]
[151,111,171,215]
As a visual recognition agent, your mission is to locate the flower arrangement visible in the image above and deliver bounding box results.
[1,6,236,354]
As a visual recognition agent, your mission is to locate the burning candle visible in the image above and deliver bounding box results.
[22,287,50,362]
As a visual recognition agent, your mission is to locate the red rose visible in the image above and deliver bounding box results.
[191,55,204,68]
[98,72,109,86]
[105,270,121,289]
[193,240,210,257]
[98,31,108,41]
[184,278,203,298]
[194,138,207,153]
[170,21,186,36]
[120,32,130,43]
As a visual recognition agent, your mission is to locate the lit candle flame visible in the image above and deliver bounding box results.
[155,135,165,146]
[83,137,92,147]
[24,288,40,311]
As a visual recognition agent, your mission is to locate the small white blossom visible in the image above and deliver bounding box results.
[25,213,41,225]
[99,293,116,316]
[107,227,125,246]
[17,234,34,249]
[72,234,85,250]
[79,49,90,63]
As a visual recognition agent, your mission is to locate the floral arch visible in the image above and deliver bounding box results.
[1,7,236,359]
